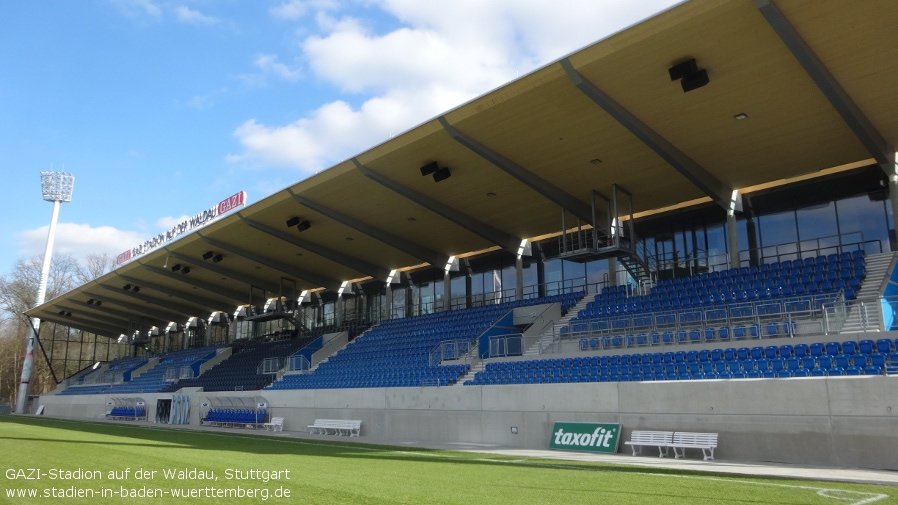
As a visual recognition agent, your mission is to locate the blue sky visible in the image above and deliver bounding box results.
[0,0,679,273]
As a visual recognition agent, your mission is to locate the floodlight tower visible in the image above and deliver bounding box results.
[16,171,74,414]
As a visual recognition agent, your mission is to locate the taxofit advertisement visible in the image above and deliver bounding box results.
[548,422,621,454]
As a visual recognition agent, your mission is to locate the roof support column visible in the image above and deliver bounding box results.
[887,154,898,236]
[515,257,523,302]
[727,191,743,269]
[727,211,740,270]
[444,271,451,312]
[336,296,344,327]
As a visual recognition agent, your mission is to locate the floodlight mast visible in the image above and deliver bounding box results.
[16,171,74,414]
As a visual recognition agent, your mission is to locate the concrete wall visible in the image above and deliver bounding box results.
[38,375,898,471]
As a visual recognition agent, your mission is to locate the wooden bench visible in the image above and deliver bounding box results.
[263,417,284,432]
[623,430,673,457]
[307,419,361,436]
[670,432,718,461]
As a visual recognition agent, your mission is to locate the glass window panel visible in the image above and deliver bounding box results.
[521,261,537,298]
[705,223,727,270]
[501,265,517,301]
[586,259,608,293]
[796,202,838,256]
[758,210,797,249]
[544,258,562,295]
[837,195,890,254]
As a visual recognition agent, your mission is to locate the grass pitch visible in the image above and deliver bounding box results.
[0,416,893,505]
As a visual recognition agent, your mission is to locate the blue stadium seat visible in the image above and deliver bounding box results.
[858,339,874,354]
[876,339,894,353]
[841,340,858,355]
[825,342,841,355]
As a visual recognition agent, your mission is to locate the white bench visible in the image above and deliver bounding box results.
[670,432,718,461]
[307,419,361,436]
[623,430,673,457]
[263,417,284,432]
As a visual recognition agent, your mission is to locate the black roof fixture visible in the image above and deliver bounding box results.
[421,161,451,182]
[669,58,709,93]
[432,167,452,183]
[419,161,439,176]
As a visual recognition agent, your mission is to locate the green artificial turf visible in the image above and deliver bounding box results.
[0,416,893,505]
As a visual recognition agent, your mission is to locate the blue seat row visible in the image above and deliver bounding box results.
[202,408,267,424]
[465,340,897,386]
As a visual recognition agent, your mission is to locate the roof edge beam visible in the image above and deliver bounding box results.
[51,305,132,331]
[437,116,597,224]
[96,284,203,321]
[37,313,122,339]
[163,250,281,295]
[755,0,893,171]
[239,214,390,280]
[136,263,249,305]
[288,189,449,268]
[198,233,342,291]
[352,158,524,255]
[560,58,741,213]
[41,315,121,337]
[116,274,229,314]
[63,299,167,327]
[84,288,188,323]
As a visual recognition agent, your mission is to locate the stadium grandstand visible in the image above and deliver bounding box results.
[24,0,898,471]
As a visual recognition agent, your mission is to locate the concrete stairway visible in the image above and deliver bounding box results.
[523,295,594,356]
[838,251,896,333]
[453,294,596,385]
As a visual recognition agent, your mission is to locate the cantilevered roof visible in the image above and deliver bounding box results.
[28,0,898,338]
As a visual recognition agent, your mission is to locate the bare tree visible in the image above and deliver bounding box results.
[0,252,90,401]
[75,252,114,284]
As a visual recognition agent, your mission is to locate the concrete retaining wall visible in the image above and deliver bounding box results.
[38,375,898,470]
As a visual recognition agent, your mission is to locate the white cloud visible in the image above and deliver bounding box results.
[229,0,680,175]
[18,223,147,263]
[108,0,162,19]
[269,0,337,21]
[174,5,220,25]
[155,215,192,230]
[254,54,302,82]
